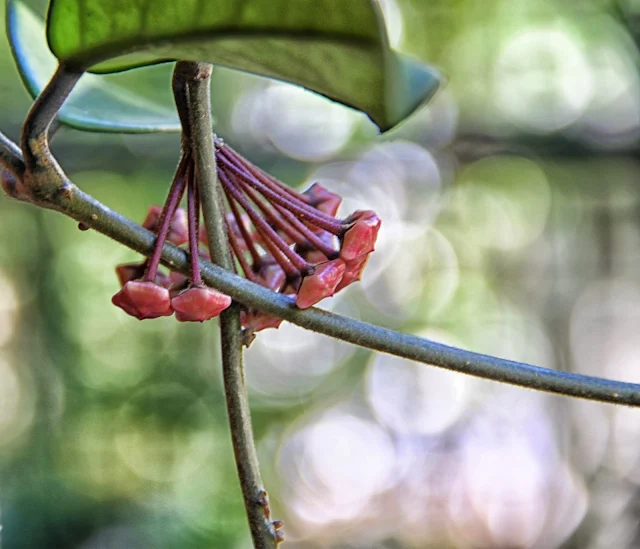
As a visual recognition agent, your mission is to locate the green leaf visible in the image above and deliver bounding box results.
[45,0,441,131]
[7,0,180,133]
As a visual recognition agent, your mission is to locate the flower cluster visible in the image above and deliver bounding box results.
[112,140,381,332]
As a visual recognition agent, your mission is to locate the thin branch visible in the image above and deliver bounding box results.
[6,63,84,209]
[21,64,83,174]
[1,77,639,407]
[173,61,280,549]
[2,160,639,406]
[0,130,25,178]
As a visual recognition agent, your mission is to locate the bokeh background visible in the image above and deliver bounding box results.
[2,0,640,547]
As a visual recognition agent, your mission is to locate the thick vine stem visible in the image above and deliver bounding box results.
[1,131,640,407]
[2,134,640,407]
[1,63,639,409]
[173,61,280,549]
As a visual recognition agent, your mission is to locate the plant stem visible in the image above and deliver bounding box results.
[0,131,25,178]
[144,154,188,280]
[187,163,203,286]
[219,151,343,234]
[219,169,308,275]
[21,63,83,174]
[3,67,640,408]
[173,61,279,549]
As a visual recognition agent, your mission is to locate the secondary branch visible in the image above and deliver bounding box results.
[0,74,638,407]
[173,61,281,548]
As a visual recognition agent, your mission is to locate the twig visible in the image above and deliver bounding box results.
[1,161,639,406]
[173,61,281,548]
[21,63,82,175]
[2,63,83,207]
[0,131,24,179]
[1,70,639,411]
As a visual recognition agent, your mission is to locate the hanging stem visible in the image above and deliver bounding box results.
[144,154,189,281]
[233,179,307,245]
[220,142,312,204]
[173,61,281,549]
[228,196,263,268]
[218,149,344,233]
[227,216,259,282]
[219,170,310,275]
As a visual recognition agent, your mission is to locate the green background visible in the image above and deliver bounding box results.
[1,0,640,547]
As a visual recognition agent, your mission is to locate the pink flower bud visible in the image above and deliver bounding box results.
[335,254,371,292]
[257,263,287,292]
[114,143,381,333]
[296,259,346,309]
[303,183,342,216]
[143,206,189,246]
[112,281,173,320]
[240,310,284,332]
[340,210,381,262]
[171,286,232,322]
[115,262,146,287]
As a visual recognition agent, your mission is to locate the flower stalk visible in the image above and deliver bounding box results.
[173,61,282,548]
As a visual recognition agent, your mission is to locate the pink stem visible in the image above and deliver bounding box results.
[236,178,307,245]
[219,143,312,204]
[275,204,339,259]
[145,153,189,281]
[226,213,258,282]
[218,150,344,234]
[227,193,263,268]
[219,170,305,279]
[234,175,338,259]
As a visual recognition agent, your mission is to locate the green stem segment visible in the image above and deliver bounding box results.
[173,61,279,549]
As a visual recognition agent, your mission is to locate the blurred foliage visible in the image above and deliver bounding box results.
[3,0,640,548]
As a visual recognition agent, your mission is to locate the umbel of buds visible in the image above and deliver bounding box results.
[112,140,381,333]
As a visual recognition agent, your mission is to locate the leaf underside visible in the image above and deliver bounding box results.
[7,0,181,133]
[46,0,441,131]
